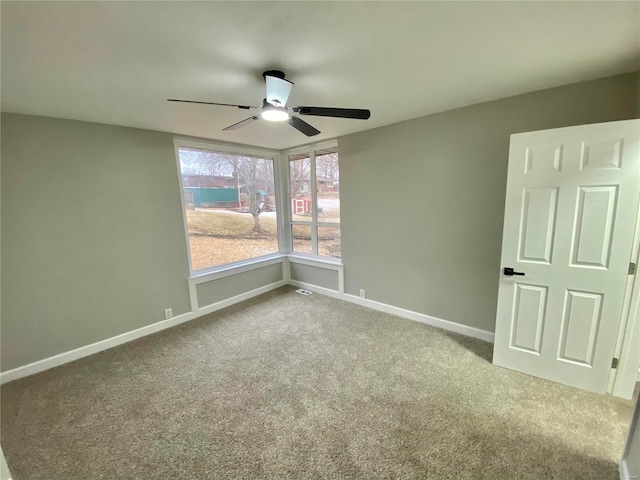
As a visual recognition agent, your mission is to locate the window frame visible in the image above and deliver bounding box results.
[284,140,341,263]
[173,138,285,277]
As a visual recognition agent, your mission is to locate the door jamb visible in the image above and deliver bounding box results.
[611,188,640,399]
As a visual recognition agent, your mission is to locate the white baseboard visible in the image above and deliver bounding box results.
[194,280,287,317]
[0,280,286,385]
[0,446,12,480]
[289,280,344,300]
[1,278,492,384]
[288,280,495,343]
[619,459,630,480]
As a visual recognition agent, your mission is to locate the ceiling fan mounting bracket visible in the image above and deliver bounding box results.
[263,70,286,80]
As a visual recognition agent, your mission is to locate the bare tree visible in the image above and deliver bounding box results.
[289,157,311,196]
[235,157,273,232]
[209,154,273,233]
[179,148,275,233]
[316,152,339,184]
[179,149,234,176]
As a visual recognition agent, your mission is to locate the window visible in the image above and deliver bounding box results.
[288,144,341,259]
[177,144,279,272]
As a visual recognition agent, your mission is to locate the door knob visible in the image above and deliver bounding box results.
[503,267,525,276]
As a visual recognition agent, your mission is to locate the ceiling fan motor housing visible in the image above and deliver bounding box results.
[263,70,293,107]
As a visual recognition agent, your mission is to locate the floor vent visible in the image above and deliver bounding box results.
[296,289,313,296]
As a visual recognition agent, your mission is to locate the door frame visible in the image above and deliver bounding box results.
[611,193,640,399]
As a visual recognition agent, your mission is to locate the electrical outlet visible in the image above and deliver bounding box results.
[360,289,366,299]
[164,308,173,319]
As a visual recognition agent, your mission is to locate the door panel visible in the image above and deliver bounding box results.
[524,145,563,174]
[510,283,547,353]
[519,188,558,263]
[558,290,602,366]
[571,186,617,268]
[493,119,640,393]
[580,140,622,170]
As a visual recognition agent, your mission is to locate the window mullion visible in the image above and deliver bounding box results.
[310,150,318,255]
[276,152,292,254]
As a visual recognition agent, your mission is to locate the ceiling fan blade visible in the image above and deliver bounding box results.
[222,116,260,131]
[293,106,371,120]
[168,99,258,110]
[288,116,321,137]
[265,74,294,107]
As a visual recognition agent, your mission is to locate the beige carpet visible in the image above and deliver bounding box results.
[1,286,626,479]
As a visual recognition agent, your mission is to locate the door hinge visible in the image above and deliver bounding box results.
[629,262,637,275]
[612,357,619,369]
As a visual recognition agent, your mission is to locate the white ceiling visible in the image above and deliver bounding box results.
[2,1,639,150]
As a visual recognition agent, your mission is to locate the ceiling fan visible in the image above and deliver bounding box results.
[168,70,371,137]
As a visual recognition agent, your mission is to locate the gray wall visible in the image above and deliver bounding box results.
[196,264,283,306]
[1,114,192,371]
[1,113,288,372]
[3,72,639,372]
[340,72,639,333]
[637,72,640,116]
[289,263,339,291]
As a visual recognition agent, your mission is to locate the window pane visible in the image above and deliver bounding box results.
[316,149,340,223]
[179,147,278,271]
[289,155,312,221]
[318,226,341,258]
[292,224,313,254]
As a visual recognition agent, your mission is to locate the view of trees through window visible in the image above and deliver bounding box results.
[178,147,278,271]
[289,146,341,258]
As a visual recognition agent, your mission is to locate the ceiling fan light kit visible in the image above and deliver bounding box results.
[260,104,290,122]
[168,70,371,137]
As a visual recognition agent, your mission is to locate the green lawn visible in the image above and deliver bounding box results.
[186,209,277,237]
[186,208,341,265]
[186,209,340,240]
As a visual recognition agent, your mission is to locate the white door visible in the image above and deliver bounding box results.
[493,119,640,393]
